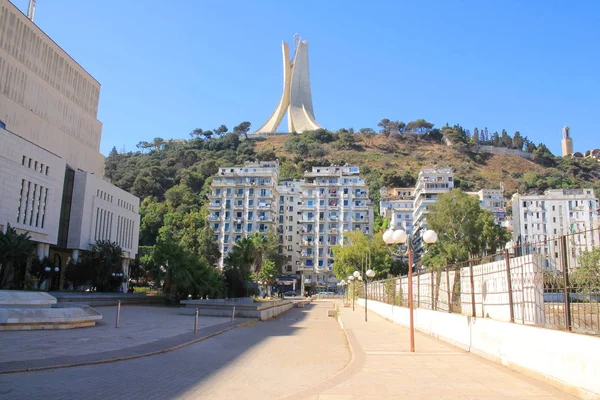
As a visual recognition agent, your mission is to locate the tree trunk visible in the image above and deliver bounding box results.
[0,260,15,289]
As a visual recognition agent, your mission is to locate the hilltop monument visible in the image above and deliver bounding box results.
[561,126,573,156]
[255,35,322,134]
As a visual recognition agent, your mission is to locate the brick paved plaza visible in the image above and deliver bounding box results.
[0,301,577,399]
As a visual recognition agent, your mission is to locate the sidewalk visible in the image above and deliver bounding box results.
[0,305,250,374]
[303,302,576,400]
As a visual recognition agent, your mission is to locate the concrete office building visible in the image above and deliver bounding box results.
[380,187,415,235]
[512,189,599,270]
[0,0,139,289]
[209,163,373,293]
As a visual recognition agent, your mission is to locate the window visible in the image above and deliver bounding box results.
[247,223,253,232]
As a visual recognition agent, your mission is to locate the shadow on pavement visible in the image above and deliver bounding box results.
[0,302,343,400]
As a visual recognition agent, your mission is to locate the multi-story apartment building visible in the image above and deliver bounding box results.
[208,162,279,268]
[380,187,415,235]
[209,164,373,294]
[0,0,139,290]
[467,188,507,224]
[412,168,454,252]
[512,189,599,270]
[297,166,373,293]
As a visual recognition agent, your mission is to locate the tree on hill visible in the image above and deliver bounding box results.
[405,119,434,134]
[233,121,252,140]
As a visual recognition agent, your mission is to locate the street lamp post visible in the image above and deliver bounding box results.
[364,269,376,322]
[383,228,438,352]
[348,275,355,311]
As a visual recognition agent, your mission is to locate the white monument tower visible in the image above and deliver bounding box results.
[255,35,322,134]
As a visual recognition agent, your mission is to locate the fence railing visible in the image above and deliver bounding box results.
[359,227,600,335]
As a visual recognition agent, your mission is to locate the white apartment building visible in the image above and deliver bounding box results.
[467,188,507,224]
[0,0,139,289]
[208,162,279,268]
[512,189,599,270]
[380,187,415,235]
[298,166,373,293]
[412,168,454,252]
[209,164,373,294]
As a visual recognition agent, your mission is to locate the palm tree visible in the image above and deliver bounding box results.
[0,224,35,289]
[92,240,124,292]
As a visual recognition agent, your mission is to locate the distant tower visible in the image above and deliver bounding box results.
[561,126,573,157]
[255,35,322,134]
[27,0,36,22]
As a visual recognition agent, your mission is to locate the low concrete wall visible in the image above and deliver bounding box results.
[358,298,600,400]
[50,292,165,307]
[180,299,294,321]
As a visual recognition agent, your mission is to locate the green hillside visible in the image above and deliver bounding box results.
[104,125,600,251]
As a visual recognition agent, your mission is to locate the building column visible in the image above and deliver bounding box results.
[36,243,45,260]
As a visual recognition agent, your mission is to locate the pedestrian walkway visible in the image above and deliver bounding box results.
[0,305,249,374]
[296,302,576,400]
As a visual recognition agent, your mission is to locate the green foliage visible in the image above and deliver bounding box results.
[258,259,279,284]
[422,189,511,269]
[284,134,327,158]
[331,231,392,280]
[143,241,224,301]
[0,224,35,289]
[91,240,125,292]
[573,248,600,287]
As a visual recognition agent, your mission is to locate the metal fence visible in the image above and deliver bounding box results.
[360,227,600,335]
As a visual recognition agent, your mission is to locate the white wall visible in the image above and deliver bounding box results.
[68,171,140,259]
[0,128,65,244]
[358,298,600,400]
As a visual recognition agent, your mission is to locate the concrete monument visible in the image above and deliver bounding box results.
[255,35,322,134]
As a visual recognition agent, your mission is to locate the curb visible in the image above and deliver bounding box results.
[0,321,247,375]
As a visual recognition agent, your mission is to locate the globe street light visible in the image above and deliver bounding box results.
[383,228,438,352]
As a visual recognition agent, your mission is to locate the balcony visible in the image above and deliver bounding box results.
[233,204,244,210]
[258,204,272,209]
[234,192,244,198]
[353,192,368,199]
[329,228,338,234]
[207,215,220,221]
[208,203,222,210]
[353,218,369,224]
[300,252,313,258]
[302,241,314,247]
[299,229,314,235]
[299,217,315,223]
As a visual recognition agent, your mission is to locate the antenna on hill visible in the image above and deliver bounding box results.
[27,0,36,22]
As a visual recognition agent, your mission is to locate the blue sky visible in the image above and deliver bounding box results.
[14,0,600,156]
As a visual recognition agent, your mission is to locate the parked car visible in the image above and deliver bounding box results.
[283,291,297,297]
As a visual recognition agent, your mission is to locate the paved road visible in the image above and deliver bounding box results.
[0,302,349,400]
[0,301,578,400]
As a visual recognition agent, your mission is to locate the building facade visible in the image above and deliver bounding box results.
[512,189,599,270]
[380,187,415,235]
[467,188,507,224]
[208,162,279,268]
[0,0,139,289]
[412,168,454,251]
[209,163,373,294]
